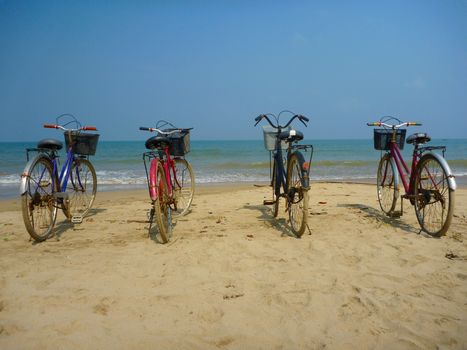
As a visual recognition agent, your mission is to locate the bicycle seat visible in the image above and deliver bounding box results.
[37,138,63,151]
[145,135,171,150]
[279,130,303,142]
[406,133,431,145]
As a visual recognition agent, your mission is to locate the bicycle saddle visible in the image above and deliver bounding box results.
[279,130,304,142]
[37,138,63,151]
[145,135,171,150]
[406,133,431,145]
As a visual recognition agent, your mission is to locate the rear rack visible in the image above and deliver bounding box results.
[417,145,446,157]
[25,148,55,161]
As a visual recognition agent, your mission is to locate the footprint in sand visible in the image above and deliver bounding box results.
[93,297,114,316]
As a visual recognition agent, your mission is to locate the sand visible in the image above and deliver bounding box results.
[1,182,466,349]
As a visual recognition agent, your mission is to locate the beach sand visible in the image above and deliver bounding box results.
[1,182,466,349]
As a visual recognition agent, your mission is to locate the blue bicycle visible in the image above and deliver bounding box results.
[254,111,313,237]
[20,114,99,242]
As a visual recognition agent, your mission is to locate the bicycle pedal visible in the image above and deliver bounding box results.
[388,211,402,218]
[263,200,275,205]
[71,215,83,224]
[54,192,69,200]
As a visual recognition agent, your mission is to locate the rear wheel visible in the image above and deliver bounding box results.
[21,156,58,242]
[63,158,97,219]
[377,154,398,215]
[153,161,172,243]
[171,158,195,217]
[286,153,308,237]
[414,154,454,237]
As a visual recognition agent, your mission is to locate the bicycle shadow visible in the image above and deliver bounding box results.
[51,208,108,240]
[338,203,422,235]
[242,203,298,238]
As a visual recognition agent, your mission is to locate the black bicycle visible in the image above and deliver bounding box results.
[254,111,313,237]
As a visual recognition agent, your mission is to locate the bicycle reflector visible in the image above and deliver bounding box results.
[303,162,310,171]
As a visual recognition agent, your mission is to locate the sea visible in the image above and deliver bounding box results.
[1,138,466,200]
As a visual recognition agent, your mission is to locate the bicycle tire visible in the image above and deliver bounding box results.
[286,153,309,237]
[21,155,58,242]
[171,158,195,217]
[63,158,97,219]
[272,159,280,217]
[377,154,398,215]
[153,161,172,243]
[414,153,455,237]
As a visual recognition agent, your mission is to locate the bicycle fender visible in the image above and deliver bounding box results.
[149,158,160,201]
[289,151,309,189]
[19,154,49,196]
[422,152,457,191]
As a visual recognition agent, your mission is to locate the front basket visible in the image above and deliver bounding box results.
[64,131,100,155]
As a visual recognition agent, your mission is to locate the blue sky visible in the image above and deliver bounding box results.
[0,0,466,141]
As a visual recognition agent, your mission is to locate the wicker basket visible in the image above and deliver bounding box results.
[64,131,99,155]
[373,129,406,151]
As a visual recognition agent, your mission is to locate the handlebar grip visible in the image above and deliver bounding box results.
[367,122,381,126]
[139,127,150,131]
[44,124,58,129]
[299,115,309,122]
[407,122,422,126]
[82,126,97,131]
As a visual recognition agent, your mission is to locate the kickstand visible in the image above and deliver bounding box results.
[306,223,312,236]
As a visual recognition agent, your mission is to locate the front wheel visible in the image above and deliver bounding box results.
[63,158,97,219]
[377,154,398,215]
[171,158,195,217]
[21,156,58,242]
[414,154,455,237]
[152,161,172,243]
[286,153,309,237]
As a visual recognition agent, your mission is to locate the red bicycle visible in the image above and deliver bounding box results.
[140,121,194,243]
[367,116,456,237]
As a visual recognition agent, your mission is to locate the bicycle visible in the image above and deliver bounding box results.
[20,114,99,242]
[254,111,313,237]
[140,121,195,243]
[367,116,456,237]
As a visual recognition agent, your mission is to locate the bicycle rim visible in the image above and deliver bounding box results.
[171,158,195,217]
[64,158,97,219]
[287,154,308,237]
[21,156,58,241]
[414,154,454,236]
[377,154,398,214]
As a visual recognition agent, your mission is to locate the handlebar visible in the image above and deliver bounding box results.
[139,126,186,135]
[254,112,309,129]
[366,121,421,128]
[43,124,98,131]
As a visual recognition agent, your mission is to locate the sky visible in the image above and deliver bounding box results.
[0,0,466,141]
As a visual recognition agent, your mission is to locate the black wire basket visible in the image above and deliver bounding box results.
[373,129,406,151]
[165,129,190,156]
[64,131,100,155]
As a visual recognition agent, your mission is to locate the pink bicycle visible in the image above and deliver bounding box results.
[367,116,456,237]
[140,121,194,243]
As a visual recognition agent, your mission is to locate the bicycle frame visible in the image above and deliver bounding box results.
[384,135,454,197]
[20,145,82,197]
[271,135,313,198]
[387,142,419,195]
